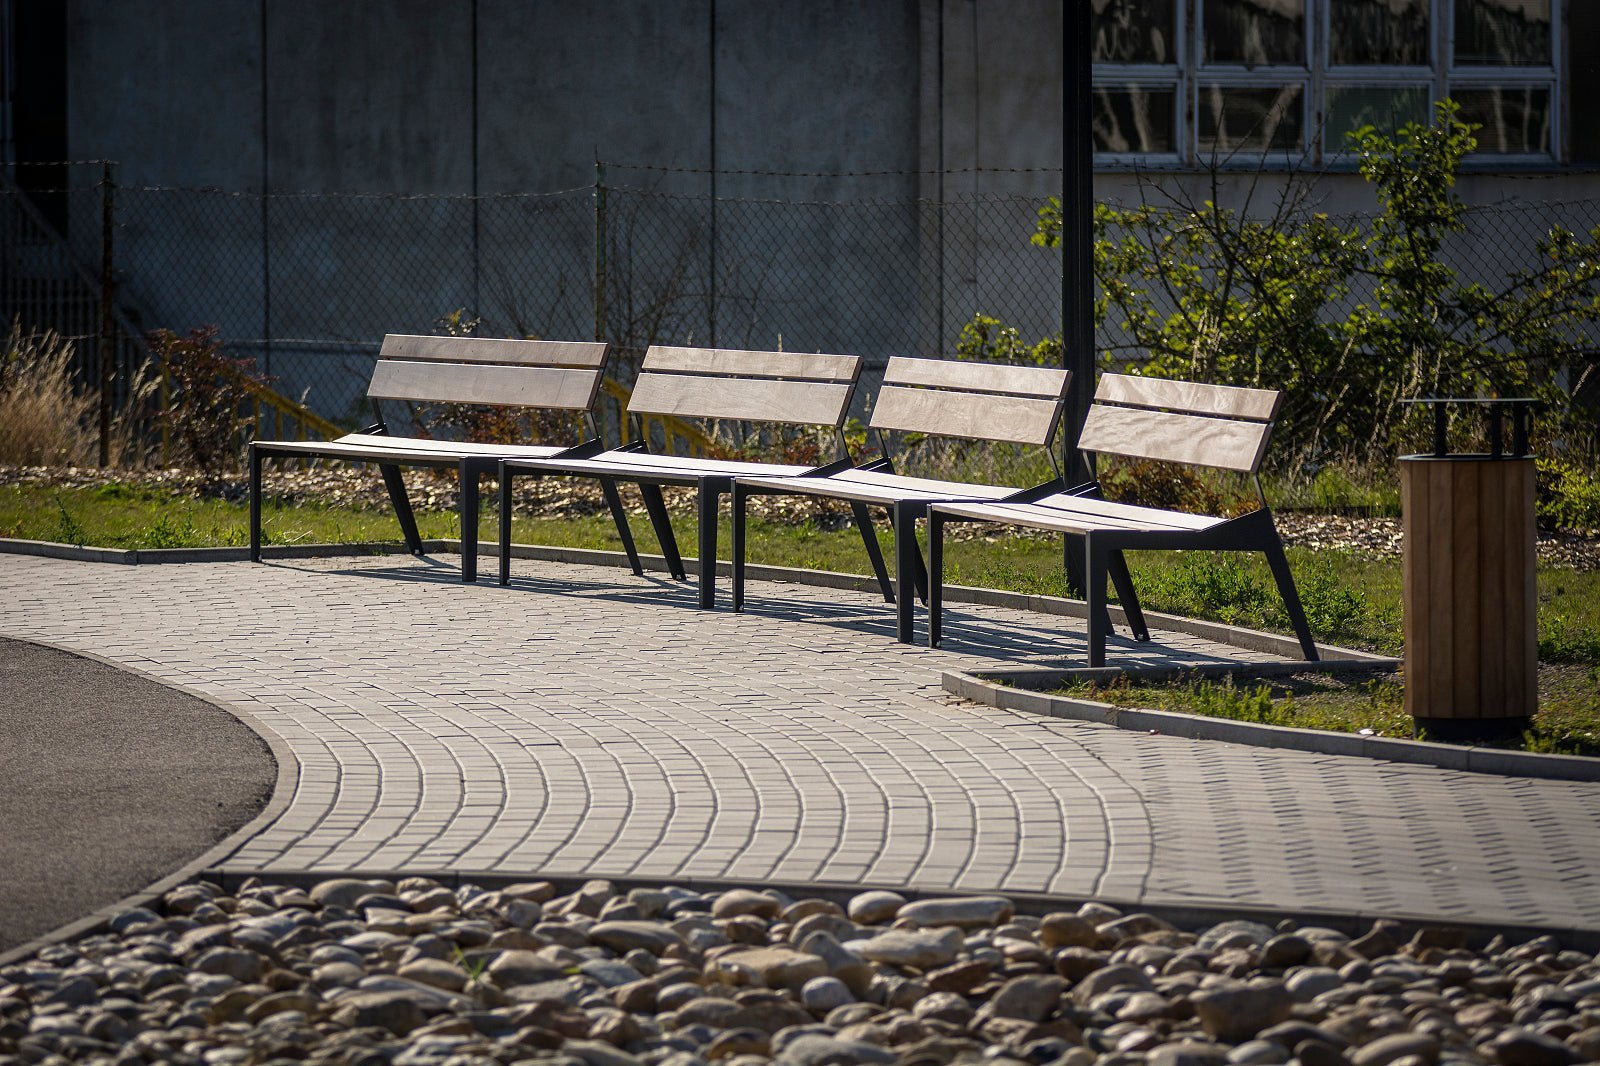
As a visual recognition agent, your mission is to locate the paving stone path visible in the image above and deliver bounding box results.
[3,552,1599,931]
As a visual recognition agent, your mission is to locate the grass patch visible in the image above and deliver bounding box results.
[3,482,1599,673]
[1059,668,1600,756]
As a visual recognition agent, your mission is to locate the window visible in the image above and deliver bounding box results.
[1090,0,1563,165]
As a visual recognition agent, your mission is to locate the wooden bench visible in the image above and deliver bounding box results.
[248,334,636,583]
[729,355,1090,643]
[926,373,1319,666]
[496,344,868,608]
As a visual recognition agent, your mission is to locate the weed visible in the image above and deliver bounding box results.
[140,513,198,549]
[51,496,87,547]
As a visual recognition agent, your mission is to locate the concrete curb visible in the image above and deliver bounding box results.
[0,635,302,969]
[942,669,1600,783]
[1,537,1389,667]
[200,868,1600,951]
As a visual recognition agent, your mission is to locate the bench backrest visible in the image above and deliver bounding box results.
[1078,373,1283,474]
[869,357,1070,447]
[367,334,609,411]
[627,345,863,428]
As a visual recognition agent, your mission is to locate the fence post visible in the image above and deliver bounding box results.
[593,159,607,344]
[97,160,116,467]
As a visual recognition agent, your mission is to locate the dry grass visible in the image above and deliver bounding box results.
[0,322,151,467]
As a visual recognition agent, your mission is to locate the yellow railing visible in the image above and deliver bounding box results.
[600,377,718,456]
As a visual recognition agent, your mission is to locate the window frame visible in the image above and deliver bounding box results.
[1089,0,1565,169]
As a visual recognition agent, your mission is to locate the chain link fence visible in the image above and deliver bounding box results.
[3,159,1598,451]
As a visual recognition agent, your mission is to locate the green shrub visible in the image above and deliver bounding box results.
[1536,457,1600,535]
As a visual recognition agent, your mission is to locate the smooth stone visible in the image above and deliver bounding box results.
[1198,922,1277,951]
[1296,1038,1352,1066]
[987,974,1068,1022]
[1489,1029,1582,1066]
[711,890,782,921]
[590,921,685,956]
[799,932,872,996]
[332,991,426,1036]
[1071,965,1154,1003]
[1287,967,1344,1001]
[897,897,1014,930]
[310,879,384,911]
[1352,1033,1441,1066]
[802,977,855,1013]
[776,1033,898,1066]
[1229,1040,1292,1065]
[854,928,962,969]
[913,991,975,1026]
[1192,981,1294,1042]
[581,959,647,988]
[566,1039,646,1066]
[398,958,468,992]
[1148,1041,1231,1066]
[705,1028,773,1060]
[311,961,365,990]
[847,892,907,926]
[710,947,829,990]
[488,950,568,988]
[1260,936,1313,969]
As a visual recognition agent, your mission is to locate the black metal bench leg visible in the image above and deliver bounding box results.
[639,483,686,581]
[1263,536,1320,661]
[928,512,945,648]
[379,462,425,556]
[697,478,727,610]
[1086,534,1110,667]
[731,482,749,611]
[1109,549,1150,641]
[497,467,515,585]
[1064,535,1086,598]
[249,445,264,562]
[850,501,895,604]
[893,500,920,643]
[598,477,644,577]
[458,458,480,583]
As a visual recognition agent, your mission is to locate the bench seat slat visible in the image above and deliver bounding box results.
[379,334,608,367]
[869,386,1062,446]
[510,450,811,482]
[253,438,566,464]
[368,361,602,409]
[1095,373,1281,421]
[883,357,1069,399]
[737,468,1019,507]
[933,497,1227,536]
[1078,404,1272,473]
[627,374,854,427]
[643,345,862,383]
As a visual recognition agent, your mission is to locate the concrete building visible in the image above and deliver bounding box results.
[2,1,1596,414]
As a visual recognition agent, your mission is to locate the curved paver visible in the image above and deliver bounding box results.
[2,551,1599,929]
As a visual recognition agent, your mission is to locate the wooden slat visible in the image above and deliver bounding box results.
[1425,461,1454,713]
[883,357,1070,399]
[380,334,609,368]
[628,373,854,427]
[642,345,862,383]
[1032,493,1223,531]
[870,386,1062,446]
[1401,461,1423,720]
[254,438,564,463]
[1077,404,1274,473]
[368,360,602,409]
[1453,462,1481,718]
[1095,373,1281,421]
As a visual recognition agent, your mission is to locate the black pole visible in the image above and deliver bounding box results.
[97,160,115,467]
[1061,0,1093,483]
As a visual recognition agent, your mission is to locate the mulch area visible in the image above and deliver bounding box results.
[6,464,1599,570]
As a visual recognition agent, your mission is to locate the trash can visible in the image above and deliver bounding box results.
[1400,398,1537,741]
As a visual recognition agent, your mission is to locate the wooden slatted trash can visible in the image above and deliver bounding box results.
[1400,398,1537,741]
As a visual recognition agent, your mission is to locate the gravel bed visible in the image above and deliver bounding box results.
[3,877,1599,1066]
[4,465,1598,569]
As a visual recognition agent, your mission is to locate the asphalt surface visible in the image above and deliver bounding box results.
[0,636,276,954]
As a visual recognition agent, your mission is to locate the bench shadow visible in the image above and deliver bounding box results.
[270,556,1264,671]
